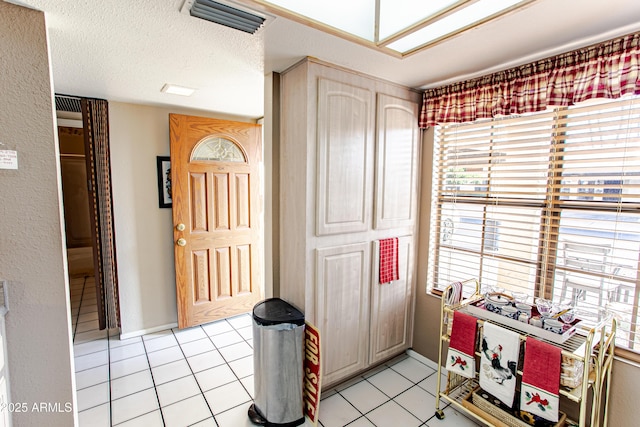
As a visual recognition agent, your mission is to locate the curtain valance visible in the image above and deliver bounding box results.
[419,32,640,128]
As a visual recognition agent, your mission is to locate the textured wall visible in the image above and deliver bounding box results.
[0,3,76,426]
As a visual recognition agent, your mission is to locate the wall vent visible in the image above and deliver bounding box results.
[55,95,82,113]
[188,0,266,34]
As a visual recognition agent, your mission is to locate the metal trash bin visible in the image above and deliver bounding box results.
[248,298,305,427]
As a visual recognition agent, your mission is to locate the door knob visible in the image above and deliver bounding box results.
[176,238,187,247]
[176,223,186,231]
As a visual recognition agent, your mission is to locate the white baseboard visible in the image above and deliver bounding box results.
[407,349,439,370]
[119,323,178,341]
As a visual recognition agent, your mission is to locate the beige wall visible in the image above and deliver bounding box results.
[607,358,639,425]
[413,127,441,363]
[412,126,640,426]
[109,102,267,338]
[0,3,76,426]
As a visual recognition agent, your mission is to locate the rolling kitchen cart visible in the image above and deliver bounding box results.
[434,279,616,427]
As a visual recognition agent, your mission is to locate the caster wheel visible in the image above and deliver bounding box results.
[435,409,445,420]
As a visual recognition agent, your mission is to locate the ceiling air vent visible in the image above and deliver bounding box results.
[55,95,81,113]
[189,0,266,34]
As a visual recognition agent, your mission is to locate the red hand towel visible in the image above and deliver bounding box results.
[446,311,477,379]
[520,338,562,422]
[379,238,399,284]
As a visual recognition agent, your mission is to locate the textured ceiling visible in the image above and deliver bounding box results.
[9,0,640,118]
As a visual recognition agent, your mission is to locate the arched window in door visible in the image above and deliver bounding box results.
[191,136,246,162]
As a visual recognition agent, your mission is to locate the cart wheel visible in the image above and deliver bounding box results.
[435,409,445,420]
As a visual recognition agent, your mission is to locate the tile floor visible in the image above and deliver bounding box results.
[70,276,482,427]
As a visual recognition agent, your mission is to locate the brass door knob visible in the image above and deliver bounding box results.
[176,223,186,231]
[176,238,187,247]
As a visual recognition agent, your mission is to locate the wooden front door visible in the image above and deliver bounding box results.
[170,114,263,328]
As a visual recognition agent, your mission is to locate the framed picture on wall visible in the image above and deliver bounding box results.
[156,156,172,208]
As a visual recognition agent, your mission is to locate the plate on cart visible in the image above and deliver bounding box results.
[464,300,581,345]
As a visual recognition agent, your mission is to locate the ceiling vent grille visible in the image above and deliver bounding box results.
[190,0,265,34]
[55,95,82,113]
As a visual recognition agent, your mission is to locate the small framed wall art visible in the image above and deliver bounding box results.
[156,156,172,208]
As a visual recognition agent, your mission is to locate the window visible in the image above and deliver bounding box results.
[191,136,246,162]
[256,0,531,56]
[428,96,640,351]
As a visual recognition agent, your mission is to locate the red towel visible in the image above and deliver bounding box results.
[446,311,477,378]
[520,338,562,422]
[379,238,399,284]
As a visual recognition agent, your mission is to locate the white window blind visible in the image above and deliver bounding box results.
[429,96,640,351]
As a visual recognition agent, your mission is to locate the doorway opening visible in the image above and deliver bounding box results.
[56,99,101,342]
[56,94,121,342]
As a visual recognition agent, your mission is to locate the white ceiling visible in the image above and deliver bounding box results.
[9,0,640,119]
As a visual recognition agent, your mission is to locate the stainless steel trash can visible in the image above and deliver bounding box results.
[248,298,305,427]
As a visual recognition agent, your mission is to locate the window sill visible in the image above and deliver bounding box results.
[614,347,640,365]
[430,288,444,298]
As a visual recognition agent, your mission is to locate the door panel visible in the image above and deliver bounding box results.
[170,114,262,328]
[316,242,370,385]
[212,173,229,230]
[213,246,232,299]
[236,244,252,294]
[369,236,415,363]
[190,172,209,232]
[316,78,374,236]
[374,94,420,229]
[193,249,210,303]
[235,174,250,229]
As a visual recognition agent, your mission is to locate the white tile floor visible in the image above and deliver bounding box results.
[70,276,482,427]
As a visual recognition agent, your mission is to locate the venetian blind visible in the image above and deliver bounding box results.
[428,96,640,351]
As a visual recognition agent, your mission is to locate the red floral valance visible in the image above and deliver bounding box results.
[419,32,640,128]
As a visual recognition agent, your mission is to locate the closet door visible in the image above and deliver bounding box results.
[316,78,375,236]
[316,242,371,385]
[369,236,415,364]
[374,94,420,230]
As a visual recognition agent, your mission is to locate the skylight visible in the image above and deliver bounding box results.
[386,0,526,53]
[378,0,461,41]
[241,0,533,57]
[266,0,376,41]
